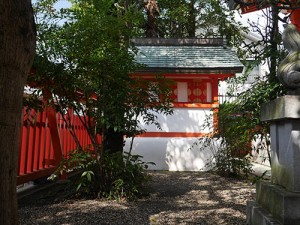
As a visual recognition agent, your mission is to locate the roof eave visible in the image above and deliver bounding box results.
[134,67,244,75]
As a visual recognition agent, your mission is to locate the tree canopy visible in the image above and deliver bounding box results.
[31,0,175,154]
[157,0,246,45]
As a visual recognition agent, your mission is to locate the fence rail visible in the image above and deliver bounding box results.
[17,108,96,185]
[218,94,237,104]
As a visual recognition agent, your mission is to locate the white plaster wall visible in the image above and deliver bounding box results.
[124,137,220,171]
[139,108,213,133]
[124,108,217,171]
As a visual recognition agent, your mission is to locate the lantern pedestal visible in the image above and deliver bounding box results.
[247,95,300,225]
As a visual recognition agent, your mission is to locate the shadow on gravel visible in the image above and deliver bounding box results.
[18,171,255,225]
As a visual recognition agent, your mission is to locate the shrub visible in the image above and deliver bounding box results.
[51,148,154,200]
[100,152,154,200]
[195,103,256,178]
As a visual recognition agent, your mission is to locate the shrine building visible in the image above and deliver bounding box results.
[125,37,244,171]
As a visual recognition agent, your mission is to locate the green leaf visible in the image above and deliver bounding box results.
[87,172,92,182]
[81,171,87,177]
[76,183,82,191]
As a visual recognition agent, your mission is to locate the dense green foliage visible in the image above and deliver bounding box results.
[190,1,293,178]
[31,0,174,199]
[156,0,247,46]
[203,2,289,177]
[195,110,254,178]
[52,148,153,200]
[32,0,174,148]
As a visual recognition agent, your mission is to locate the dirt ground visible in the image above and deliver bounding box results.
[18,171,256,225]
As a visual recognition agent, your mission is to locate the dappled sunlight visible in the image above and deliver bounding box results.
[124,137,215,171]
[165,138,214,171]
[166,139,206,171]
[124,107,218,171]
[19,171,255,225]
[186,110,212,133]
[215,187,256,204]
[148,208,246,225]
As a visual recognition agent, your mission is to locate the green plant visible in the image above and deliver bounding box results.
[100,152,154,200]
[51,149,154,200]
[196,136,254,178]
[77,170,95,192]
[194,106,255,178]
[49,147,99,195]
[213,145,253,178]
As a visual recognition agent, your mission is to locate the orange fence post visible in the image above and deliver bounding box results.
[42,90,63,168]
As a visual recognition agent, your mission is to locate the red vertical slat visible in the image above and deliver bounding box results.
[31,110,39,171]
[49,142,54,163]
[26,110,35,174]
[74,115,80,147]
[43,90,63,167]
[65,115,69,154]
[39,111,47,169]
[80,116,84,147]
[62,114,68,156]
[78,116,83,147]
[57,113,64,155]
[23,118,30,174]
[35,111,43,170]
[44,115,51,168]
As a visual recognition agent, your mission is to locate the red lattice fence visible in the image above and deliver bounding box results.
[17,107,98,185]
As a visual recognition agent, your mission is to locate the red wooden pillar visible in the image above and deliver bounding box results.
[38,110,47,170]
[42,90,63,168]
[211,78,219,133]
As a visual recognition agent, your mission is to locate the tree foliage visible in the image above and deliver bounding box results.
[156,0,247,46]
[210,1,293,176]
[30,0,174,198]
[189,1,298,177]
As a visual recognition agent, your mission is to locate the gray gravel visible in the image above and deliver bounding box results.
[18,171,256,225]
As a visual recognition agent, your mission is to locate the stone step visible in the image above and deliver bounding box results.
[256,181,300,225]
[247,201,281,225]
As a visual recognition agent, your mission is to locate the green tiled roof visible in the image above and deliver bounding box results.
[132,38,244,74]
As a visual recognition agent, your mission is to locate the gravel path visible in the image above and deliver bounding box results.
[18,171,256,225]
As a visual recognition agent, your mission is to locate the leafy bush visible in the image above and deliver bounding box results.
[197,80,286,178]
[213,144,253,178]
[51,149,154,200]
[195,134,253,178]
[100,152,154,200]
[195,103,256,178]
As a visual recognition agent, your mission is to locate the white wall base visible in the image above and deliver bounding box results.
[124,137,218,171]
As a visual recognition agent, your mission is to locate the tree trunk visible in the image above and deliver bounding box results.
[145,0,159,37]
[187,0,196,38]
[0,1,35,224]
[103,128,124,154]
